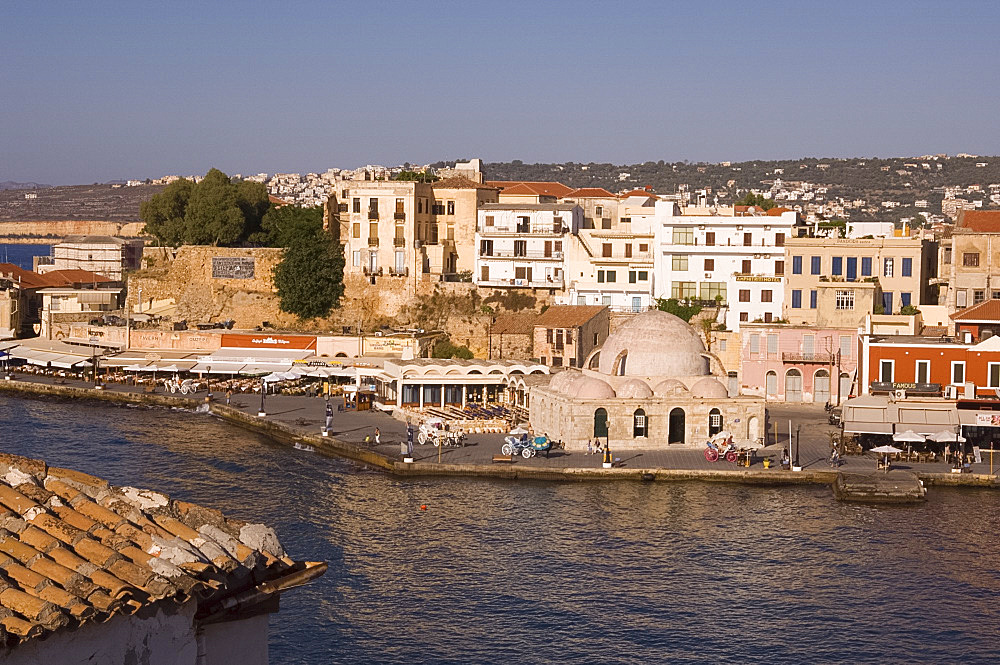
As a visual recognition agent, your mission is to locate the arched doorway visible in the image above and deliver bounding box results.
[708,408,723,437]
[785,369,803,402]
[668,408,685,444]
[765,371,777,397]
[748,416,760,444]
[633,408,647,438]
[814,369,830,404]
[594,408,609,438]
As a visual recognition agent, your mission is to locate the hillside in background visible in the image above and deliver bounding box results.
[0,183,163,222]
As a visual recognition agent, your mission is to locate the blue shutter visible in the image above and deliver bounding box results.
[811,256,821,275]
[810,290,817,308]
[791,290,802,308]
[861,257,872,276]
[883,291,893,314]
[792,256,802,274]
[901,292,911,307]
[847,257,858,281]
[832,257,843,275]
[902,257,912,277]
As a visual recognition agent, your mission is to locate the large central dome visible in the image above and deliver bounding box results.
[595,310,709,377]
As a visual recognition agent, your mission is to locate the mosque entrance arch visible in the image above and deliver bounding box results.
[708,408,723,437]
[668,408,685,444]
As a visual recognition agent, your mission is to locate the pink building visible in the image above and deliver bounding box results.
[740,324,858,403]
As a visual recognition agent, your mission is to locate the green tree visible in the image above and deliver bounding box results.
[654,297,702,322]
[273,227,345,319]
[735,192,776,211]
[184,168,246,245]
[258,205,323,247]
[140,178,193,245]
[431,339,474,359]
[236,180,271,242]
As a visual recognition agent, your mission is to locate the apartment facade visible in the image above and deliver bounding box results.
[531,304,609,368]
[36,236,144,281]
[783,236,931,326]
[946,210,1000,311]
[474,203,581,292]
[654,204,799,330]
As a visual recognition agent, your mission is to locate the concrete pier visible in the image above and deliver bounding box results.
[833,471,927,504]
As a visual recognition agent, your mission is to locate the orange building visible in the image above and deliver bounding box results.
[861,334,1000,398]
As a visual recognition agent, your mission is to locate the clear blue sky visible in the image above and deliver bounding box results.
[3,0,999,185]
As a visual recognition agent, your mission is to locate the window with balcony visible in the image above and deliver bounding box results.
[704,258,714,271]
[514,240,527,257]
[700,282,726,302]
[743,232,752,246]
[517,216,530,233]
[900,292,911,307]
[479,239,493,256]
[672,255,689,270]
[705,232,716,246]
[673,228,694,245]
[671,281,697,299]
[835,289,855,310]
[963,252,979,267]
[485,215,494,227]
[740,312,749,322]
[352,198,361,213]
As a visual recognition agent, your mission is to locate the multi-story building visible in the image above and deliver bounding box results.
[740,323,857,403]
[563,192,657,312]
[331,176,497,285]
[474,203,581,293]
[35,236,144,281]
[783,236,934,325]
[945,210,1000,311]
[654,204,800,330]
[531,305,609,368]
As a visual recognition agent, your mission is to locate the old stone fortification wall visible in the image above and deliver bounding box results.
[130,246,297,329]
[0,220,146,240]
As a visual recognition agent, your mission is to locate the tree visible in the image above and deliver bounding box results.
[655,297,702,322]
[236,180,270,242]
[431,339,474,359]
[140,178,193,245]
[184,168,246,245]
[257,205,323,247]
[735,192,776,211]
[273,227,345,319]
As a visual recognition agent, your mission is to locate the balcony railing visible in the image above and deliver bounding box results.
[394,237,406,247]
[394,212,406,220]
[362,266,383,276]
[478,278,564,288]
[479,226,566,236]
[368,237,379,247]
[388,267,409,277]
[597,252,654,262]
[480,250,564,260]
[368,209,379,220]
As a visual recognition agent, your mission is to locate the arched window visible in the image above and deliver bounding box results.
[813,369,830,404]
[785,369,803,402]
[765,371,777,397]
[708,408,723,437]
[668,408,685,444]
[633,408,647,438]
[594,408,609,438]
[612,351,628,376]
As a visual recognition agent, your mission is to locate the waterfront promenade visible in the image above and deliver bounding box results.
[1,371,998,487]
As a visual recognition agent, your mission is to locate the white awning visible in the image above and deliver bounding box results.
[843,421,893,435]
[191,362,247,375]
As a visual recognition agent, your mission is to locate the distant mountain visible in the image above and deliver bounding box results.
[0,181,51,191]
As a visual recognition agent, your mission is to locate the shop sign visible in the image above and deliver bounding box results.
[976,413,1000,426]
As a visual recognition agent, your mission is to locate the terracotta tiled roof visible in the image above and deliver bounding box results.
[491,312,537,336]
[565,188,615,198]
[431,176,498,191]
[0,265,50,289]
[486,181,574,197]
[956,209,1000,232]
[0,453,325,647]
[921,326,951,337]
[766,207,793,216]
[619,189,656,198]
[534,305,608,329]
[0,265,114,290]
[951,299,1000,322]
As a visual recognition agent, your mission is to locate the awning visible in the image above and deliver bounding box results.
[959,411,1000,427]
[843,421,893,435]
[9,347,92,368]
[191,362,247,375]
[76,292,117,304]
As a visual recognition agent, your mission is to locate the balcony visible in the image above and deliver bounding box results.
[479,226,565,237]
[368,237,379,247]
[368,209,379,220]
[362,266,383,277]
[480,250,564,260]
[597,252,654,263]
[393,237,406,247]
[394,212,406,221]
[782,352,835,363]
[478,277,564,289]
[388,266,409,277]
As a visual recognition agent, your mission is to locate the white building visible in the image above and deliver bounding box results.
[474,203,582,292]
[654,204,800,331]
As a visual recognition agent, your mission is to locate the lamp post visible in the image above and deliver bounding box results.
[90,335,101,388]
[258,378,267,417]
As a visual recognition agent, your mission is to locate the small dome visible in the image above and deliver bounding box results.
[616,378,653,399]
[558,372,588,396]
[690,377,729,399]
[596,310,709,378]
[548,371,575,393]
[573,377,617,400]
[653,378,689,396]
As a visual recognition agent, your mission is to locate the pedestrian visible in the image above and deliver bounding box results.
[406,422,414,455]
[829,447,840,468]
[374,427,381,446]
[324,401,333,433]
[226,389,232,406]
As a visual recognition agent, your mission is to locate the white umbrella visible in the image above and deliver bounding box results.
[122,364,147,372]
[893,430,926,443]
[509,426,529,435]
[263,372,286,383]
[870,445,903,454]
[711,430,733,442]
[158,364,180,373]
[930,430,966,443]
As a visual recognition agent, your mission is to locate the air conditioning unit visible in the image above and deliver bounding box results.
[893,389,907,400]
[945,385,958,399]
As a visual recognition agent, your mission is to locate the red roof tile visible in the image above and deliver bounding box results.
[619,188,656,198]
[565,188,615,198]
[951,299,1000,322]
[957,210,1000,232]
[0,265,115,289]
[534,305,608,328]
[491,312,538,336]
[487,181,574,197]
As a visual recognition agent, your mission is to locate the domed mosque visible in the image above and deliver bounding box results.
[528,310,765,450]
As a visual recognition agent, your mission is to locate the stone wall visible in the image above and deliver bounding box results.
[130,246,296,330]
[0,220,145,240]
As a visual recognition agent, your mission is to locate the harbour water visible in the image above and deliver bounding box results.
[0,243,50,270]
[3,395,1000,664]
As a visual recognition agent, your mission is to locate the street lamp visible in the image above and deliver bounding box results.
[90,335,101,389]
[257,378,267,417]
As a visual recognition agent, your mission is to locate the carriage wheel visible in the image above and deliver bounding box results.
[501,443,512,456]
[417,432,428,445]
[704,448,719,462]
[725,451,738,463]
[522,448,533,459]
